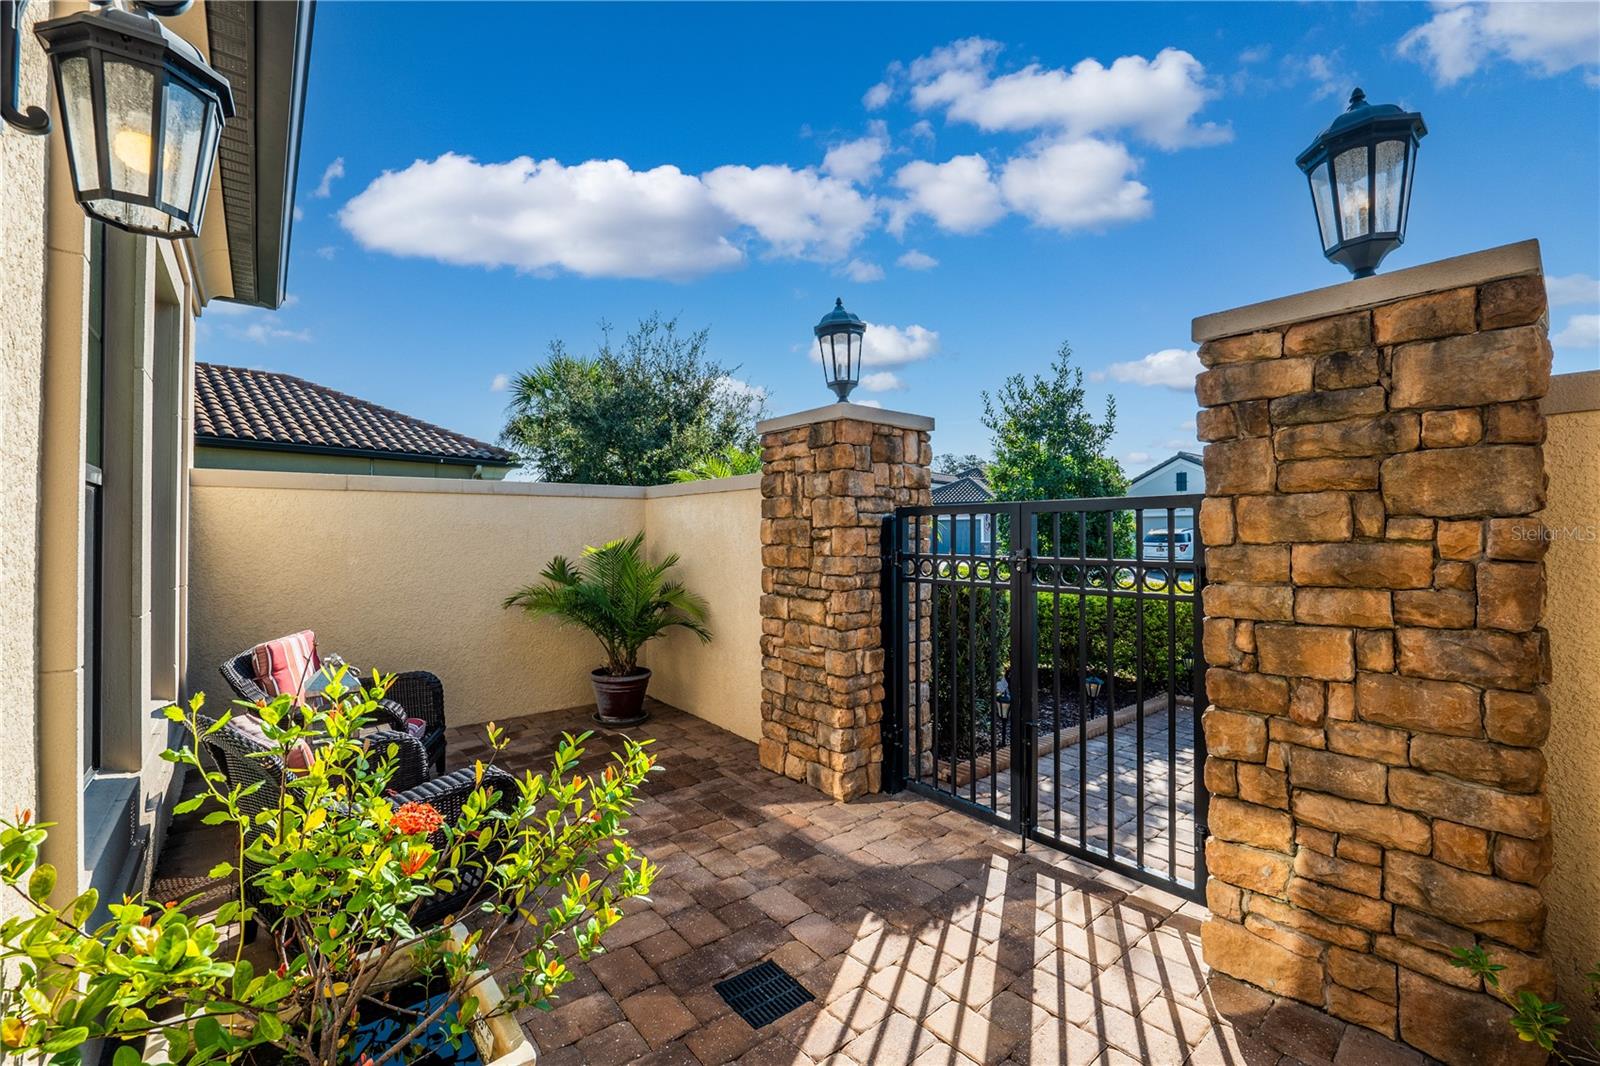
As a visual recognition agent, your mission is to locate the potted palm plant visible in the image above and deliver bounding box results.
[504,532,711,726]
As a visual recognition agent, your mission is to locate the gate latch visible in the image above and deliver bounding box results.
[1008,549,1030,575]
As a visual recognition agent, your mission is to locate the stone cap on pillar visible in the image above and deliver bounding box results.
[1193,239,1543,343]
[757,402,935,435]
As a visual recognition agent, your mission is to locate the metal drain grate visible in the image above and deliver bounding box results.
[714,960,814,1028]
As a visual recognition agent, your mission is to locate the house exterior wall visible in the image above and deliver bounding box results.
[3,0,234,918]
[1539,370,1600,1037]
[186,470,766,741]
[0,0,51,919]
[194,443,512,479]
[1129,458,1202,536]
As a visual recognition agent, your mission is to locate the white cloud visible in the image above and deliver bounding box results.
[861,322,940,366]
[491,373,510,392]
[862,82,893,110]
[241,323,312,344]
[890,155,1005,235]
[856,399,884,409]
[1552,314,1600,350]
[896,249,939,270]
[1101,348,1203,390]
[316,245,338,260]
[313,157,345,198]
[342,153,742,281]
[1125,451,1152,465]
[704,164,875,260]
[714,376,768,404]
[1180,419,1197,431]
[293,206,304,222]
[907,39,1230,149]
[999,139,1151,232]
[861,371,904,392]
[822,128,888,184]
[844,258,884,282]
[1400,2,1600,86]
[1547,274,1600,306]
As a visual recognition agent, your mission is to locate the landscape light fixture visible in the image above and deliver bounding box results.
[16,0,234,238]
[1295,88,1426,279]
[815,297,866,402]
[1084,676,1104,703]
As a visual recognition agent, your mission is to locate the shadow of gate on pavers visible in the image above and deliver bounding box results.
[881,494,1209,902]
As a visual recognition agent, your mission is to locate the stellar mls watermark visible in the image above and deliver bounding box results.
[1511,524,1598,543]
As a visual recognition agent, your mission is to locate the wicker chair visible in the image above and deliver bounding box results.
[220,649,447,775]
[194,709,519,934]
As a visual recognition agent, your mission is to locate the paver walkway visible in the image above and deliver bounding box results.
[155,702,1434,1065]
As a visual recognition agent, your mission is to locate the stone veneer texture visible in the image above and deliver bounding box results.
[758,416,931,801]
[1195,273,1555,1066]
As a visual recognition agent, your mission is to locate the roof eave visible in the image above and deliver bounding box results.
[196,435,519,468]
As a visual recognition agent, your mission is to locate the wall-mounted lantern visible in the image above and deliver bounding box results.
[1296,88,1426,279]
[815,297,866,403]
[3,0,233,239]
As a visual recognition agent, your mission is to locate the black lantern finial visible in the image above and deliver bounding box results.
[814,297,866,403]
[1296,87,1426,278]
[33,3,233,239]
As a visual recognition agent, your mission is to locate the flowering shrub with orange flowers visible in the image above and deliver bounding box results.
[0,670,657,1065]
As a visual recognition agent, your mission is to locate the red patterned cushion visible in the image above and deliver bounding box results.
[250,630,322,702]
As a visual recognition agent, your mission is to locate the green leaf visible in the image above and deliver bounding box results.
[207,862,234,879]
[112,1047,143,1066]
[41,1027,90,1053]
[27,863,56,901]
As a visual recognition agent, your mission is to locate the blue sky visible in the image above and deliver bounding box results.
[201,1,1600,477]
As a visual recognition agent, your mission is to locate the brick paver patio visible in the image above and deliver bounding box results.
[154,702,1434,1065]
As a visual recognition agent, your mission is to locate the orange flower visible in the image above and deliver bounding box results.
[399,845,432,877]
[391,801,443,836]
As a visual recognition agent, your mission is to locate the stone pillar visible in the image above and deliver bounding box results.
[1193,241,1554,1066]
[757,403,933,801]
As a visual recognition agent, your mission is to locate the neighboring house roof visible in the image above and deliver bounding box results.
[206,1,314,310]
[1129,451,1204,488]
[194,363,519,467]
[932,468,995,505]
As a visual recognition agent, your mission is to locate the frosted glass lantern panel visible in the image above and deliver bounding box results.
[104,60,156,196]
[59,57,100,190]
[1374,140,1406,233]
[1334,147,1370,240]
[160,80,206,215]
[1309,163,1338,251]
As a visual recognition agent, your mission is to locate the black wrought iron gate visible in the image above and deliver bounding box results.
[881,495,1208,901]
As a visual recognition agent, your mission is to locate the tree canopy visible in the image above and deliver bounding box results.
[980,341,1128,503]
[500,315,764,485]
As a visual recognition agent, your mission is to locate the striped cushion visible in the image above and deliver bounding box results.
[250,630,322,702]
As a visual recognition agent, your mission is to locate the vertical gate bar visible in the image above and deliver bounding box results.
[1010,502,1033,839]
[928,515,934,787]
[940,534,953,793]
[1135,507,1146,869]
[1051,511,1062,842]
[881,512,903,793]
[1190,496,1211,896]
[1166,505,1178,877]
[1076,511,1088,849]
[967,515,979,806]
[979,512,992,809]
[1103,509,1117,857]
[912,515,924,785]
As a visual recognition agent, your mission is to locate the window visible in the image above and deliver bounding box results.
[1175,471,1188,492]
[83,222,106,780]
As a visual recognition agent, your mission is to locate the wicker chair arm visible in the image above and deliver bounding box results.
[389,766,520,824]
[382,671,446,732]
[364,730,431,793]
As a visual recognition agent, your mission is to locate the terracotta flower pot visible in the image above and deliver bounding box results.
[590,667,651,726]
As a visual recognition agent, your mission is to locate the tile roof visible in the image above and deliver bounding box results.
[194,363,518,466]
[931,472,995,504]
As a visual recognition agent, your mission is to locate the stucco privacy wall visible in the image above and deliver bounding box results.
[0,0,50,917]
[186,470,764,739]
[1193,240,1556,1066]
[640,476,764,742]
[1540,369,1600,1038]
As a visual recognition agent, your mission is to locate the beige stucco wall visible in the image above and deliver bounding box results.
[641,477,763,742]
[0,0,51,918]
[1542,370,1600,1034]
[187,471,764,744]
